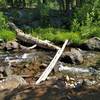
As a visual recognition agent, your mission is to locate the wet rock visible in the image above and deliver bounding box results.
[0,43,5,50]
[65,75,70,81]
[0,67,5,72]
[4,41,19,50]
[84,79,97,86]
[61,48,83,64]
[74,79,84,90]
[84,37,100,51]
[0,75,27,90]
[0,73,3,78]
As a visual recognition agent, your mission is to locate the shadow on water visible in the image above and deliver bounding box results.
[1,79,68,100]
[1,79,100,100]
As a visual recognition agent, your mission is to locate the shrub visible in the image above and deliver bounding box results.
[0,29,15,41]
[80,26,100,39]
[0,12,8,29]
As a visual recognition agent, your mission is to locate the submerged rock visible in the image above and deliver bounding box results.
[0,75,27,90]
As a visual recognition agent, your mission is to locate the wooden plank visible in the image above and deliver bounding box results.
[36,40,68,84]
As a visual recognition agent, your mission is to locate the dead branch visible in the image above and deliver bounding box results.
[8,22,60,50]
[36,40,68,84]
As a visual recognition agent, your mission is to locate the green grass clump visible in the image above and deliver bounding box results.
[31,28,82,44]
[80,26,100,39]
[31,25,100,44]
[0,29,16,41]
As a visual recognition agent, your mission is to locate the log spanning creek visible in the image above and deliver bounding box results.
[0,48,100,100]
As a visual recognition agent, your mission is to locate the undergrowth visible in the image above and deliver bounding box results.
[0,29,15,41]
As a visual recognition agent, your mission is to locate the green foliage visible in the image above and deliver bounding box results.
[0,0,6,7]
[71,0,100,42]
[31,28,82,44]
[0,11,15,41]
[0,29,15,41]
[0,12,8,29]
[40,4,50,16]
[1,0,100,44]
[71,19,80,32]
[80,26,100,39]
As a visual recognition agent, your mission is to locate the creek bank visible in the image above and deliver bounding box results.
[0,40,84,65]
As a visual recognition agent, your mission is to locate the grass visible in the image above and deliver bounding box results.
[31,26,100,44]
[0,25,99,45]
[31,27,82,44]
[0,29,16,41]
[80,26,100,39]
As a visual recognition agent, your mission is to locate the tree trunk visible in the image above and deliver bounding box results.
[8,22,60,50]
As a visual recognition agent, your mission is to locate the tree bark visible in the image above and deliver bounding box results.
[8,22,60,50]
[36,40,68,84]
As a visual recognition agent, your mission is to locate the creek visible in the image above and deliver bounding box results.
[0,48,100,100]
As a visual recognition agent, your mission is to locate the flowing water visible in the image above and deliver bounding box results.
[0,49,100,100]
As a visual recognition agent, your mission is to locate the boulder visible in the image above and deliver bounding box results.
[4,41,19,50]
[61,48,83,64]
[0,39,5,49]
[84,37,100,51]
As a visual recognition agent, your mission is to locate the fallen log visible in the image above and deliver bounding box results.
[59,65,90,73]
[8,22,60,50]
[58,65,97,74]
[36,40,68,84]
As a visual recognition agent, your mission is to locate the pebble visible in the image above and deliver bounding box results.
[65,75,70,81]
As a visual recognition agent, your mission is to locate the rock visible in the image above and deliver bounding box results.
[4,41,19,50]
[84,79,97,86]
[65,75,70,81]
[0,75,27,90]
[61,48,83,64]
[74,79,84,90]
[0,39,4,43]
[84,37,100,51]
[0,67,5,72]
[0,43,6,50]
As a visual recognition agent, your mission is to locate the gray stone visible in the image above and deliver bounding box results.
[61,48,83,64]
[5,41,19,50]
[85,37,100,51]
[0,75,27,90]
[0,67,5,72]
